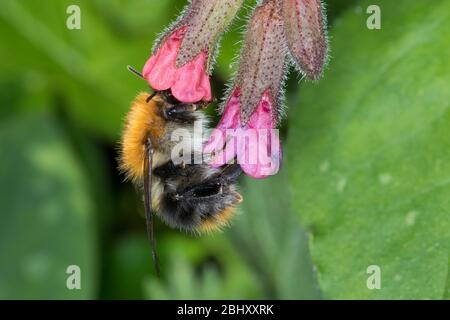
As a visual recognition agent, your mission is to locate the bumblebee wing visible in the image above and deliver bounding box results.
[144,139,160,275]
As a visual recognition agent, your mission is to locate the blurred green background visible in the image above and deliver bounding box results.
[1,0,449,300]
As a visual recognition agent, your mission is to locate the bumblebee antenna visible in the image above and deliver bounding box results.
[127,65,157,103]
[127,65,145,79]
[144,139,160,276]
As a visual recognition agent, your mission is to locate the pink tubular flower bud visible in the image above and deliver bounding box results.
[282,0,328,80]
[143,0,244,103]
[204,0,286,179]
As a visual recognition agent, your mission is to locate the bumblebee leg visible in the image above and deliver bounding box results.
[181,164,242,199]
[144,138,160,275]
[196,101,210,110]
[153,161,191,179]
[167,167,242,230]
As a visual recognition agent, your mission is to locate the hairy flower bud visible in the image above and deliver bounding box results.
[282,0,328,80]
[204,0,286,179]
[235,0,287,124]
[176,0,245,69]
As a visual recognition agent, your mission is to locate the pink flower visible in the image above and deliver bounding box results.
[205,89,281,179]
[142,0,244,103]
[141,0,329,178]
[204,0,286,179]
[143,26,212,103]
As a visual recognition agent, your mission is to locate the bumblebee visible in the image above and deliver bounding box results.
[119,67,243,272]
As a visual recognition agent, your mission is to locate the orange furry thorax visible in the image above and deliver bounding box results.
[119,93,166,182]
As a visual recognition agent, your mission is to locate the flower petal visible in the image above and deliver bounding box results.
[171,51,211,103]
[238,92,281,178]
[208,134,239,167]
[143,27,186,90]
[203,89,241,154]
[238,129,281,179]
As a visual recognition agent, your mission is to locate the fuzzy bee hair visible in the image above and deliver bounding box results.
[119,91,243,234]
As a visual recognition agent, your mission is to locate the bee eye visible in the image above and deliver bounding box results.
[165,108,181,119]
[166,109,175,117]
[163,104,197,123]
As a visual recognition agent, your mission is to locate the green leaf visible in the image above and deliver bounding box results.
[144,234,260,299]
[101,234,153,299]
[286,0,450,299]
[231,170,321,299]
[91,0,183,38]
[323,0,360,23]
[0,114,97,299]
[0,0,176,140]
